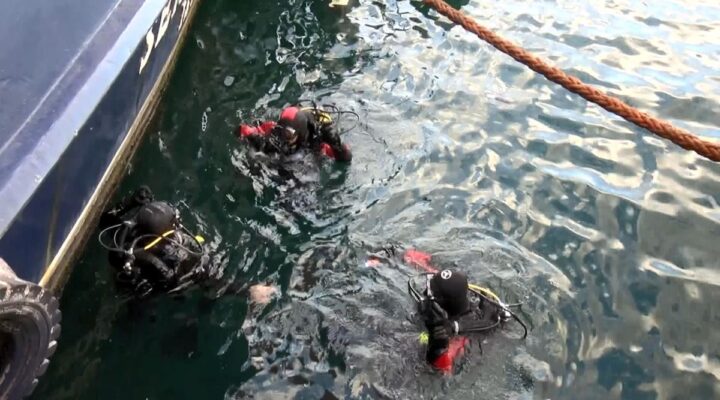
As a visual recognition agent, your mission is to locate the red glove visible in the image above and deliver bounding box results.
[239,124,258,137]
[320,143,336,159]
[258,121,276,134]
[320,143,352,162]
[238,121,276,138]
[403,249,438,273]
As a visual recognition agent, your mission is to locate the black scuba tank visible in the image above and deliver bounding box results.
[135,201,177,237]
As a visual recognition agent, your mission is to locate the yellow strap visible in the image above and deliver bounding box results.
[301,107,333,124]
[468,283,501,303]
[317,112,332,124]
[143,230,175,251]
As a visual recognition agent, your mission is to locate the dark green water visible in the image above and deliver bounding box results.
[34,0,720,399]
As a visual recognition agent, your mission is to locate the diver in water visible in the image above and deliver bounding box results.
[99,186,208,295]
[238,105,353,162]
[99,186,276,303]
[369,247,527,373]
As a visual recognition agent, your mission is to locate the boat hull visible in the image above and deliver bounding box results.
[0,0,201,290]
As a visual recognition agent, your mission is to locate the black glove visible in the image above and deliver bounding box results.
[132,186,154,205]
[318,124,352,162]
[100,186,154,230]
[430,323,450,342]
[335,144,352,162]
[116,186,153,214]
[424,300,455,336]
[424,300,452,363]
[320,124,342,147]
[134,249,176,284]
[424,301,454,333]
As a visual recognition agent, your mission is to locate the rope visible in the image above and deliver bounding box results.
[424,0,720,162]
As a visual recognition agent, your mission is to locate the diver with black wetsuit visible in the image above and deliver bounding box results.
[415,269,518,372]
[99,187,276,303]
[238,105,353,162]
[99,186,207,295]
[368,246,527,373]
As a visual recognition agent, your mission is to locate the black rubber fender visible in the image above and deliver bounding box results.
[0,260,61,399]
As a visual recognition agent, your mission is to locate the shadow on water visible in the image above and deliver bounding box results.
[35,0,720,399]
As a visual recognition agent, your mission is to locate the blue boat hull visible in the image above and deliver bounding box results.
[0,0,201,289]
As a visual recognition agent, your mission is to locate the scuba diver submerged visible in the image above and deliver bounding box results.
[238,105,353,162]
[369,247,528,373]
[98,186,207,296]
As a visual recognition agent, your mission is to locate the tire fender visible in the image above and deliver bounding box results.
[0,259,61,399]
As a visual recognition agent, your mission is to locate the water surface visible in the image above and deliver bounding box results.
[35,0,720,399]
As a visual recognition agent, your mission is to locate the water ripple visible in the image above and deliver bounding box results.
[34,0,720,399]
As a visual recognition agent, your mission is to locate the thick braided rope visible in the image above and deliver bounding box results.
[425,0,720,162]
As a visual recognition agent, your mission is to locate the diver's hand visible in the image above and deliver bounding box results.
[134,249,175,283]
[335,144,352,162]
[320,143,352,162]
[249,284,277,305]
[423,300,455,335]
[425,305,451,364]
[321,125,342,147]
[132,186,154,205]
[430,323,451,343]
[319,124,351,162]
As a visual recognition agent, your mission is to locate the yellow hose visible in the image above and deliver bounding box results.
[301,107,333,124]
[143,230,175,251]
[468,283,501,303]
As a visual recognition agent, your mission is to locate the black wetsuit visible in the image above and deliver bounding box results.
[423,290,506,369]
[368,246,513,372]
[101,187,204,293]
